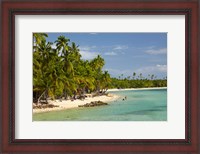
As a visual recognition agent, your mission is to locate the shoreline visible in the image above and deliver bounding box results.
[33,93,121,114]
[107,87,167,92]
[33,87,166,114]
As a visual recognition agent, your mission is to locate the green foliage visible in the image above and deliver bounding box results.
[33,34,111,103]
[109,77,167,89]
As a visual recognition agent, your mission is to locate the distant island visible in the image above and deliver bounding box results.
[33,33,167,113]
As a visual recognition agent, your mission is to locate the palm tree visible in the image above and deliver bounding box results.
[121,74,124,80]
[55,36,73,74]
[33,34,113,103]
[69,42,81,71]
[90,55,105,93]
[132,72,136,80]
[55,35,70,56]
[100,71,111,93]
[55,36,75,99]
[151,74,154,80]
[33,33,48,47]
[139,73,143,80]
[33,40,55,103]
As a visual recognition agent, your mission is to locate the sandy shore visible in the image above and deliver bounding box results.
[33,93,121,114]
[107,87,167,92]
[33,87,166,113]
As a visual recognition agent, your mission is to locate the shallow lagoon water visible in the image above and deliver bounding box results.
[33,89,167,121]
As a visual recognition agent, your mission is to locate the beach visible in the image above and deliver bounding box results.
[33,87,167,114]
[33,93,121,113]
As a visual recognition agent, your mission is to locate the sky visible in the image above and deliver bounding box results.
[46,33,167,79]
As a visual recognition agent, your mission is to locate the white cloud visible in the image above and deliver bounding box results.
[104,51,117,56]
[136,64,167,74]
[89,33,97,35]
[145,48,167,55]
[78,45,99,60]
[51,43,57,49]
[102,45,128,56]
[147,46,156,49]
[79,46,96,51]
[80,50,99,60]
[113,45,128,50]
[156,64,167,72]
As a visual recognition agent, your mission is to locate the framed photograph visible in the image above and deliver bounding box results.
[0,0,199,153]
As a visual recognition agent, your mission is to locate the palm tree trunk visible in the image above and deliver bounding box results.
[64,88,67,100]
[37,90,46,105]
[45,89,48,103]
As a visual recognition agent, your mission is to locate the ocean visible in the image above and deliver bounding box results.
[33,89,167,121]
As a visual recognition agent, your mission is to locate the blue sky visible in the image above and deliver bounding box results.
[46,33,167,79]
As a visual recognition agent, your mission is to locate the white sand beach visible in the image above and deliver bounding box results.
[33,93,121,113]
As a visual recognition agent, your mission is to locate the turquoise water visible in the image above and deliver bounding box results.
[33,89,167,121]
